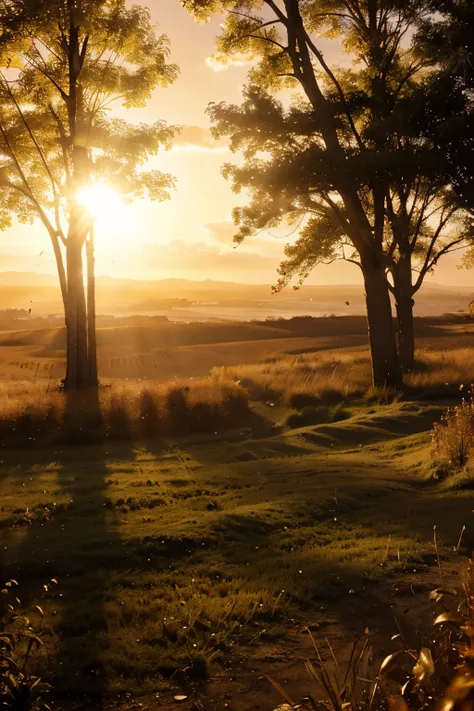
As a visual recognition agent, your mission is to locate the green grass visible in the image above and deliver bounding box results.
[0,401,471,697]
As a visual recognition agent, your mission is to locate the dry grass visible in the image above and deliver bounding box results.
[405,348,474,393]
[212,346,474,406]
[0,344,473,449]
[0,378,250,447]
[432,396,474,469]
[211,350,371,404]
[268,561,474,711]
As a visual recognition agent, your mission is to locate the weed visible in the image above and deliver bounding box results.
[364,386,402,405]
[0,580,56,711]
[432,398,474,468]
[285,406,331,428]
[269,562,474,711]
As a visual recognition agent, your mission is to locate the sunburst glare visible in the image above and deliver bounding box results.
[76,182,124,221]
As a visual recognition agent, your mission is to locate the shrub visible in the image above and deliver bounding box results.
[433,398,474,468]
[285,405,330,428]
[287,388,347,409]
[288,392,321,410]
[285,403,351,429]
[364,385,402,405]
[330,404,351,422]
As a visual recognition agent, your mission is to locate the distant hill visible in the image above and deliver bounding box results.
[0,271,471,318]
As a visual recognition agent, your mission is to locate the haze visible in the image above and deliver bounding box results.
[0,0,468,289]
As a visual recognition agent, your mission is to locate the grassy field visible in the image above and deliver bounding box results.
[1,313,473,383]
[1,316,474,711]
[1,400,472,708]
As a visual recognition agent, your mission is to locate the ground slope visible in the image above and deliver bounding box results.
[0,401,471,709]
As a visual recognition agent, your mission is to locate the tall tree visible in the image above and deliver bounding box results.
[189,0,472,377]
[415,2,474,215]
[212,87,469,372]
[0,0,178,388]
[185,0,442,388]
[385,180,469,370]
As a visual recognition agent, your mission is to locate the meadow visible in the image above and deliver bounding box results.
[1,314,474,711]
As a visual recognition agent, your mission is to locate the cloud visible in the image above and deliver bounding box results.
[202,219,236,246]
[172,125,229,153]
[137,239,283,282]
[203,220,290,256]
[205,53,255,72]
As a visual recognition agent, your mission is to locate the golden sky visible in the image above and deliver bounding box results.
[0,0,471,287]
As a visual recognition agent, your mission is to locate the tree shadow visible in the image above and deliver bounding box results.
[0,390,133,700]
[51,388,116,697]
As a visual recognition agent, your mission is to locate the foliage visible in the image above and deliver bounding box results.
[0,0,178,226]
[415,1,474,222]
[196,0,471,289]
[285,403,351,428]
[432,397,474,468]
[0,0,179,387]
[0,580,56,711]
[270,566,474,711]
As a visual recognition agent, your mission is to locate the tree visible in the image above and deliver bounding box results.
[189,0,473,377]
[0,0,178,388]
[186,0,442,388]
[415,2,474,212]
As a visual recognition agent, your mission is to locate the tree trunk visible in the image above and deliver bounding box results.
[362,254,402,389]
[86,225,98,386]
[64,229,89,389]
[395,293,415,372]
[393,258,415,372]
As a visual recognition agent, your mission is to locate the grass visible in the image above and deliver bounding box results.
[1,400,472,698]
[2,320,474,703]
[0,379,250,447]
[212,346,474,408]
[284,403,351,428]
[2,342,469,450]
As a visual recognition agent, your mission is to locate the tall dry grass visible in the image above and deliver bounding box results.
[211,350,372,404]
[0,378,249,447]
[0,344,472,448]
[432,396,474,469]
[212,346,474,405]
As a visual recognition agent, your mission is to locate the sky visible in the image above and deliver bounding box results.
[0,0,471,288]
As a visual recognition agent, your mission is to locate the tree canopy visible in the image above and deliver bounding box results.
[0,0,178,386]
[191,0,474,378]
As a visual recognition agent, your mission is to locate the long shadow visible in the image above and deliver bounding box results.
[0,390,132,701]
[2,389,474,704]
[51,388,118,698]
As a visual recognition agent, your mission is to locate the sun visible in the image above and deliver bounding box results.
[75,182,136,250]
[76,182,124,221]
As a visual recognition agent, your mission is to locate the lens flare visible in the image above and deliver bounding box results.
[76,182,123,220]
